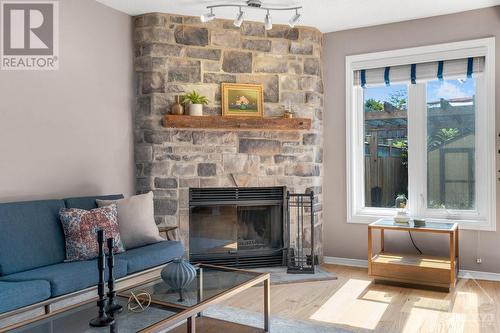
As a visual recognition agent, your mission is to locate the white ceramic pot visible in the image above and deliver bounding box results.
[189,104,203,116]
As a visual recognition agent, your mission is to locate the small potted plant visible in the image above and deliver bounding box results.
[182,91,209,116]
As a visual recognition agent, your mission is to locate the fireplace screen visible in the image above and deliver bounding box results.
[189,187,286,267]
[189,205,238,255]
[190,204,283,255]
[238,205,282,251]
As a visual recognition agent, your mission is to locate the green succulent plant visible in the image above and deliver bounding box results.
[182,91,209,105]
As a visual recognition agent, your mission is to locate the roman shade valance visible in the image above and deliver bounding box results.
[353,56,485,87]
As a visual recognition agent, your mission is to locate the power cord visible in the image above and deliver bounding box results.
[408,231,423,254]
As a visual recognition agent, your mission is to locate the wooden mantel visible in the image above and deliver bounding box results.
[162,115,311,131]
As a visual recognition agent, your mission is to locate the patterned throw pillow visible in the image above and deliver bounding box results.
[59,204,125,262]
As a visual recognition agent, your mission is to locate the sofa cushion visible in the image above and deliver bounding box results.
[63,194,124,211]
[117,241,184,274]
[0,199,66,276]
[1,259,128,297]
[0,280,51,314]
[97,192,163,250]
[59,204,125,262]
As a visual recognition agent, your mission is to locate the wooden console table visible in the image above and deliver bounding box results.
[368,219,459,290]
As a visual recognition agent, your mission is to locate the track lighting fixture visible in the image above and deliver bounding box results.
[200,8,215,23]
[233,8,244,27]
[288,9,301,28]
[264,10,272,30]
[201,1,302,30]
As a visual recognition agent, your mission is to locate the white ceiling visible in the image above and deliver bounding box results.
[95,0,500,33]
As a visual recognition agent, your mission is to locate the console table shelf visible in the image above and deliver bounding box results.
[162,115,311,131]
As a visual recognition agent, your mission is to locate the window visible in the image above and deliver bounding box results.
[426,79,476,210]
[363,85,408,208]
[346,38,496,230]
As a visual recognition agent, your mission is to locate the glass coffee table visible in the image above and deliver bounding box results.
[3,264,270,333]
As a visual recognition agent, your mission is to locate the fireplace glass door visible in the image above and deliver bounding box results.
[237,205,282,251]
[189,205,238,255]
[190,204,283,256]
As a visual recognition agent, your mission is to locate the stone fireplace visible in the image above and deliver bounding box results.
[133,13,324,260]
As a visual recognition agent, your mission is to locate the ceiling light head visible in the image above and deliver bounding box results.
[264,10,272,30]
[289,9,301,28]
[247,0,263,8]
[201,8,215,23]
[233,8,244,27]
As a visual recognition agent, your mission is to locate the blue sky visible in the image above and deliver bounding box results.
[364,79,475,104]
[427,79,475,102]
[364,84,407,103]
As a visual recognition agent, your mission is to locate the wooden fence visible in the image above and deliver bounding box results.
[365,156,406,208]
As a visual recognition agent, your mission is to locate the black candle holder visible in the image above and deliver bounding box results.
[106,237,123,316]
[89,229,115,327]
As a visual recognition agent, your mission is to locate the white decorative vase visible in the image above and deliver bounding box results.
[394,211,410,224]
[189,104,203,116]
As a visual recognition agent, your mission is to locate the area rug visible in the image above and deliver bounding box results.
[250,266,337,285]
[204,304,355,333]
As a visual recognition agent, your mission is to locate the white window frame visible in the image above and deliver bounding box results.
[346,38,496,231]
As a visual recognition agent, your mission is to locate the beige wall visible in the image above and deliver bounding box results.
[0,0,134,202]
[323,6,500,272]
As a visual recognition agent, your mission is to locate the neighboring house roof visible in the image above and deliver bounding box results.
[428,132,474,152]
[427,97,474,108]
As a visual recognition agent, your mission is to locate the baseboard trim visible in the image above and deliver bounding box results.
[458,269,500,282]
[323,256,500,282]
[323,256,368,268]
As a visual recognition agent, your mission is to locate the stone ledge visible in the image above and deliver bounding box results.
[162,115,312,131]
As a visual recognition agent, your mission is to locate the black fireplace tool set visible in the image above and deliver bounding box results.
[89,229,123,327]
[287,191,316,274]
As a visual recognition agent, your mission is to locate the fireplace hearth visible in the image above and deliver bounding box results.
[189,187,287,268]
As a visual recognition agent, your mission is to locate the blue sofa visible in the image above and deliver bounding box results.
[0,195,184,314]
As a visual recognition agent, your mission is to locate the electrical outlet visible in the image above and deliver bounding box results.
[476,258,482,264]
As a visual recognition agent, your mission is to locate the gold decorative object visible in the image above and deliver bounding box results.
[127,291,151,313]
[222,83,264,118]
[283,101,294,118]
[171,95,184,115]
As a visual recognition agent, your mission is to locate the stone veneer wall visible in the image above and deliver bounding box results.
[133,13,324,258]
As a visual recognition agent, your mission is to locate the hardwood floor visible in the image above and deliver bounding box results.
[220,264,500,333]
[170,317,264,333]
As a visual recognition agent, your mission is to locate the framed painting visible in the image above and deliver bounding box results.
[222,83,264,117]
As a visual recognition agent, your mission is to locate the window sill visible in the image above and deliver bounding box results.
[348,213,496,231]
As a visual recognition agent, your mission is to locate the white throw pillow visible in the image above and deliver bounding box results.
[96,192,163,249]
